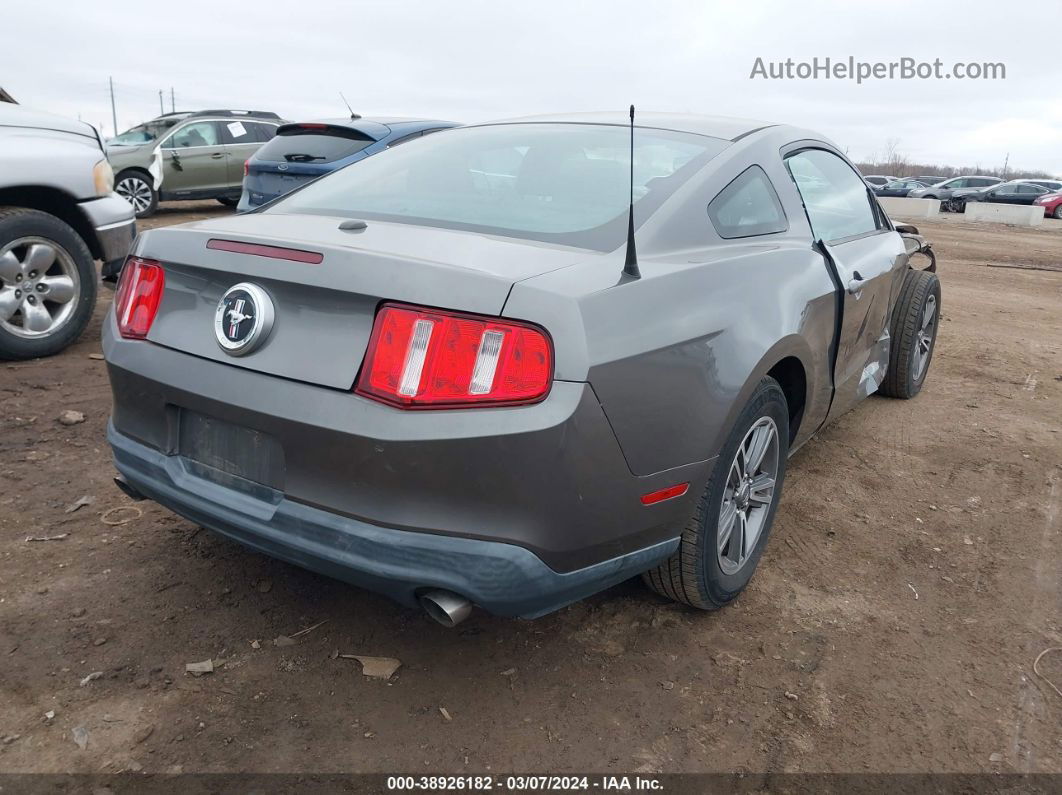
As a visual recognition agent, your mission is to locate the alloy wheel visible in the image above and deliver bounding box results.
[0,237,80,338]
[115,176,154,214]
[912,294,937,381]
[718,416,779,575]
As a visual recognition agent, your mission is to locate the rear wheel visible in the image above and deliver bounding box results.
[1054,205,1062,220]
[114,170,158,218]
[217,197,238,208]
[0,208,97,360]
[643,378,789,609]
[880,269,941,399]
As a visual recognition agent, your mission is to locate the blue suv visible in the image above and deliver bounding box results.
[238,116,459,211]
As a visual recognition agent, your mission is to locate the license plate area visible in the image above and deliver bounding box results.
[178,410,285,490]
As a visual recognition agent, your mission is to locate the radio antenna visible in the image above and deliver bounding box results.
[339,92,361,120]
[622,104,640,279]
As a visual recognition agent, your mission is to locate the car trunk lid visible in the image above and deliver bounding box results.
[141,212,585,390]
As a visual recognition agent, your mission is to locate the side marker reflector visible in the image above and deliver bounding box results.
[640,483,690,505]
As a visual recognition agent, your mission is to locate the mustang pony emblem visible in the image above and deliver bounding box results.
[214,283,274,356]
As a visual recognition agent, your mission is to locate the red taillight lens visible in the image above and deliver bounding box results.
[114,256,165,339]
[243,159,250,177]
[356,303,553,409]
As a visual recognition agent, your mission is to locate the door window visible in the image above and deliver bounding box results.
[1017,184,1046,195]
[994,184,1018,195]
[166,121,220,149]
[786,149,881,242]
[708,166,787,239]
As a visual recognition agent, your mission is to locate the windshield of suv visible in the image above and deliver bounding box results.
[109,118,182,146]
[269,123,728,250]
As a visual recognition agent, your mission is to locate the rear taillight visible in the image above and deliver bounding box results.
[243,159,250,177]
[114,256,165,339]
[356,303,553,409]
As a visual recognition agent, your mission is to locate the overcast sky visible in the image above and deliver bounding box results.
[6,0,1061,174]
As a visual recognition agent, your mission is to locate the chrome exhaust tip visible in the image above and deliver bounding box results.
[113,474,145,502]
[419,589,473,627]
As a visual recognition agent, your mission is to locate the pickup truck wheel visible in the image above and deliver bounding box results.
[880,270,941,399]
[642,377,789,609]
[0,207,97,360]
[114,170,158,218]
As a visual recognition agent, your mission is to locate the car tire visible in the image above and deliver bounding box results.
[217,197,238,208]
[642,377,789,610]
[114,170,158,218]
[1054,205,1062,220]
[0,207,98,360]
[879,269,941,400]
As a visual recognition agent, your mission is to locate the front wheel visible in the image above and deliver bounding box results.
[1053,205,1062,220]
[0,207,97,360]
[114,170,158,218]
[880,270,941,399]
[217,197,238,208]
[643,377,789,609]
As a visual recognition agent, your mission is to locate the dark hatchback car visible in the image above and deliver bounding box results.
[238,117,459,211]
[958,180,1051,210]
[873,179,931,198]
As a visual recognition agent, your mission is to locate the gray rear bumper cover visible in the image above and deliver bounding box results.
[108,422,678,618]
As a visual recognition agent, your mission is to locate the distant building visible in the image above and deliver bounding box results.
[0,87,16,104]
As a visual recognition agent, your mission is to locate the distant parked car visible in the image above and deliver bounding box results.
[1033,191,1062,219]
[862,174,898,187]
[956,180,1051,212]
[0,104,135,359]
[874,179,931,198]
[1023,179,1062,192]
[913,175,945,186]
[108,110,283,218]
[238,116,460,211]
[908,175,1003,211]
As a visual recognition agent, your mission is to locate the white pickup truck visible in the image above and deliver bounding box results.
[0,104,135,359]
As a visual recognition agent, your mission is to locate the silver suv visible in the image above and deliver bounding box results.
[107,110,282,218]
[0,104,135,359]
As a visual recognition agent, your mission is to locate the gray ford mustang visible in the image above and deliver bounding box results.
[104,112,940,626]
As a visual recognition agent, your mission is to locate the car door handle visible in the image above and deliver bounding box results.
[211,152,225,159]
[847,271,866,295]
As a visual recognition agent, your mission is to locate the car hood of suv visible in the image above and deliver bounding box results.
[0,104,98,141]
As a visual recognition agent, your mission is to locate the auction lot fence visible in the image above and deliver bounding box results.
[2,774,1062,793]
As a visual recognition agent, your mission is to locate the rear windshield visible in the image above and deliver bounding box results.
[268,123,728,250]
[256,129,374,164]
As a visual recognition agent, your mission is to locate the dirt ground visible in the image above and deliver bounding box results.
[0,202,1060,776]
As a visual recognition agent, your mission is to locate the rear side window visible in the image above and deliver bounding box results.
[1018,183,1046,195]
[786,149,881,243]
[708,166,787,239]
[256,129,374,164]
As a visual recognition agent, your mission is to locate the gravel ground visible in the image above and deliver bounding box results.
[0,203,1060,775]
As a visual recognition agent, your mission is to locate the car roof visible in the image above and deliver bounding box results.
[479,111,776,142]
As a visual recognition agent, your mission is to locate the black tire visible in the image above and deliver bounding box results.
[114,169,158,218]
[1053,205,1062,220]
[217,197,238,208]
[0,207,98,360]
[879,269,941,399]
[643,377,789,609]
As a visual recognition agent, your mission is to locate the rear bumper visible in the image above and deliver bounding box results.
[108,421,677,618]
[103,312,708,613]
